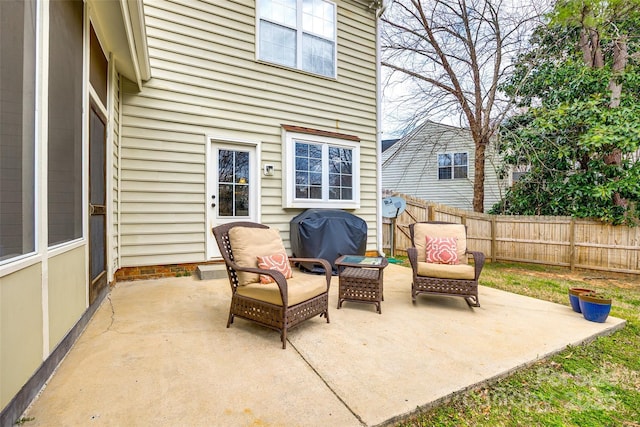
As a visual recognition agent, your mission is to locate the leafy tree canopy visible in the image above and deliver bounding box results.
[492,0,640,225]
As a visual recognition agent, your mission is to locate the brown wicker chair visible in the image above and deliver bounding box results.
[212,221,331,349]
[408,221,484,307]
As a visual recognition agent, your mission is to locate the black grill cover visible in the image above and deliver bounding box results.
[290,209,367,274]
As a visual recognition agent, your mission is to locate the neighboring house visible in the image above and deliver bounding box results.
[0,0,384,421]
[382,120,509,212]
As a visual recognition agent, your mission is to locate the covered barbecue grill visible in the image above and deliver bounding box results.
[290,209,367,274]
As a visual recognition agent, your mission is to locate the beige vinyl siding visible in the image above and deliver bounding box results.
[111,72,121,275]
[119,0,378,266]
[117,122,206,266]
[382,121,508,212]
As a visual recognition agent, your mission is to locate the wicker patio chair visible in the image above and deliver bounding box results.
[408,221,484,307]
[212,221,331,349]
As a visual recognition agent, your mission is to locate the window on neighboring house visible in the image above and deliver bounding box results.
[438,152,468,180]
[257,0,336,78]
[283,127,360,208]
[512,171,527,183]
[48,0,83,246]
[0,0,36,264]
[511,165,529,184]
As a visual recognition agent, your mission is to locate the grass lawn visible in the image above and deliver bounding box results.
[395,261,640,427]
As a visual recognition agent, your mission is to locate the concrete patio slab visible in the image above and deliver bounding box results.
[21,264,625,426]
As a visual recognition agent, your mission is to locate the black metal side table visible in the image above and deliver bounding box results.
[335,255,389,314]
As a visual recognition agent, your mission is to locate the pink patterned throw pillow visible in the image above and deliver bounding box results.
[425,236,459,264]
[257,252,293,284]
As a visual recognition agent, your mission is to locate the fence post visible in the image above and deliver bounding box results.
[390,217,396,257]
[569,219,575,271]
[491,216,497,263]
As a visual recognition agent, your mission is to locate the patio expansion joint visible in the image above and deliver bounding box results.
[288,338,367,427]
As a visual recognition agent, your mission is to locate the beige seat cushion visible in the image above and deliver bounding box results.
[236,273,327,306]
[417,262,475,280]
[413,223,467,264]
[228,226,288,286]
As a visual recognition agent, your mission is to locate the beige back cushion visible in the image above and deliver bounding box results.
[228,226,287,285]
[413,223,467,264]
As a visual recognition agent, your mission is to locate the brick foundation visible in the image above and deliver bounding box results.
[114,261,222,282]
[114,252,381,282]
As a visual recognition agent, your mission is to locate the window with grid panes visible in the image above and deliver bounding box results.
[438,152,468,180]
[257,0,336,78]
[284,130,360,208]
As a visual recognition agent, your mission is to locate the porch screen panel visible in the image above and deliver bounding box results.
[90,214,105,280]
[48,0,83,246]
[0,0,36,262]
[89,105,106,281]
[89,25,108,106]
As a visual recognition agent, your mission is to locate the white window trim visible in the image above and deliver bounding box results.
[255,0,338,79]
[205,135,262,259]
[283,130,360,209]
[438,151,469,180]
[0,253,42,277]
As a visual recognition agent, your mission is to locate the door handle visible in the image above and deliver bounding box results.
[211,203,216,208]
[89,204,106,215]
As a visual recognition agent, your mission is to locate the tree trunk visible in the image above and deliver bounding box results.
[473,138,487,213]
[579,27,604,68]
[608,36,627,108]
[590,28,604,68]
[606,36,628,207]
[579,28,592,66]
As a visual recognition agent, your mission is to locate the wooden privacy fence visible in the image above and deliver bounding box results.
[382,193,640,275]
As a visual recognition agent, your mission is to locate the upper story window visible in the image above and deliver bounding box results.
[257,0,337,78]
[438,152,468,180]
[283,126,360,209]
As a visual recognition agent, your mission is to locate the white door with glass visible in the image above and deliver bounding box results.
[207,141,258,258]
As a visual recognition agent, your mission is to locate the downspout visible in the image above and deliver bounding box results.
[375,5,384,256]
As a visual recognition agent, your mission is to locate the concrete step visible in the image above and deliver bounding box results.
[196,264,227,280]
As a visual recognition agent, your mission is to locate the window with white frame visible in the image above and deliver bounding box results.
[257,0,336,78]
[438,152,468,180]
[283,129,360,208]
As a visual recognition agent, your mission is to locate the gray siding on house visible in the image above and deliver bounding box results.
[119,0,379,266]
[382,121,507,212]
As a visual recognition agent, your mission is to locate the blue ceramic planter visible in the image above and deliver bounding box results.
[568,288,594,313]
[578,294,612,323]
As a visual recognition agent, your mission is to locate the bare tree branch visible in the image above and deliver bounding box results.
[381,0,550,212]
